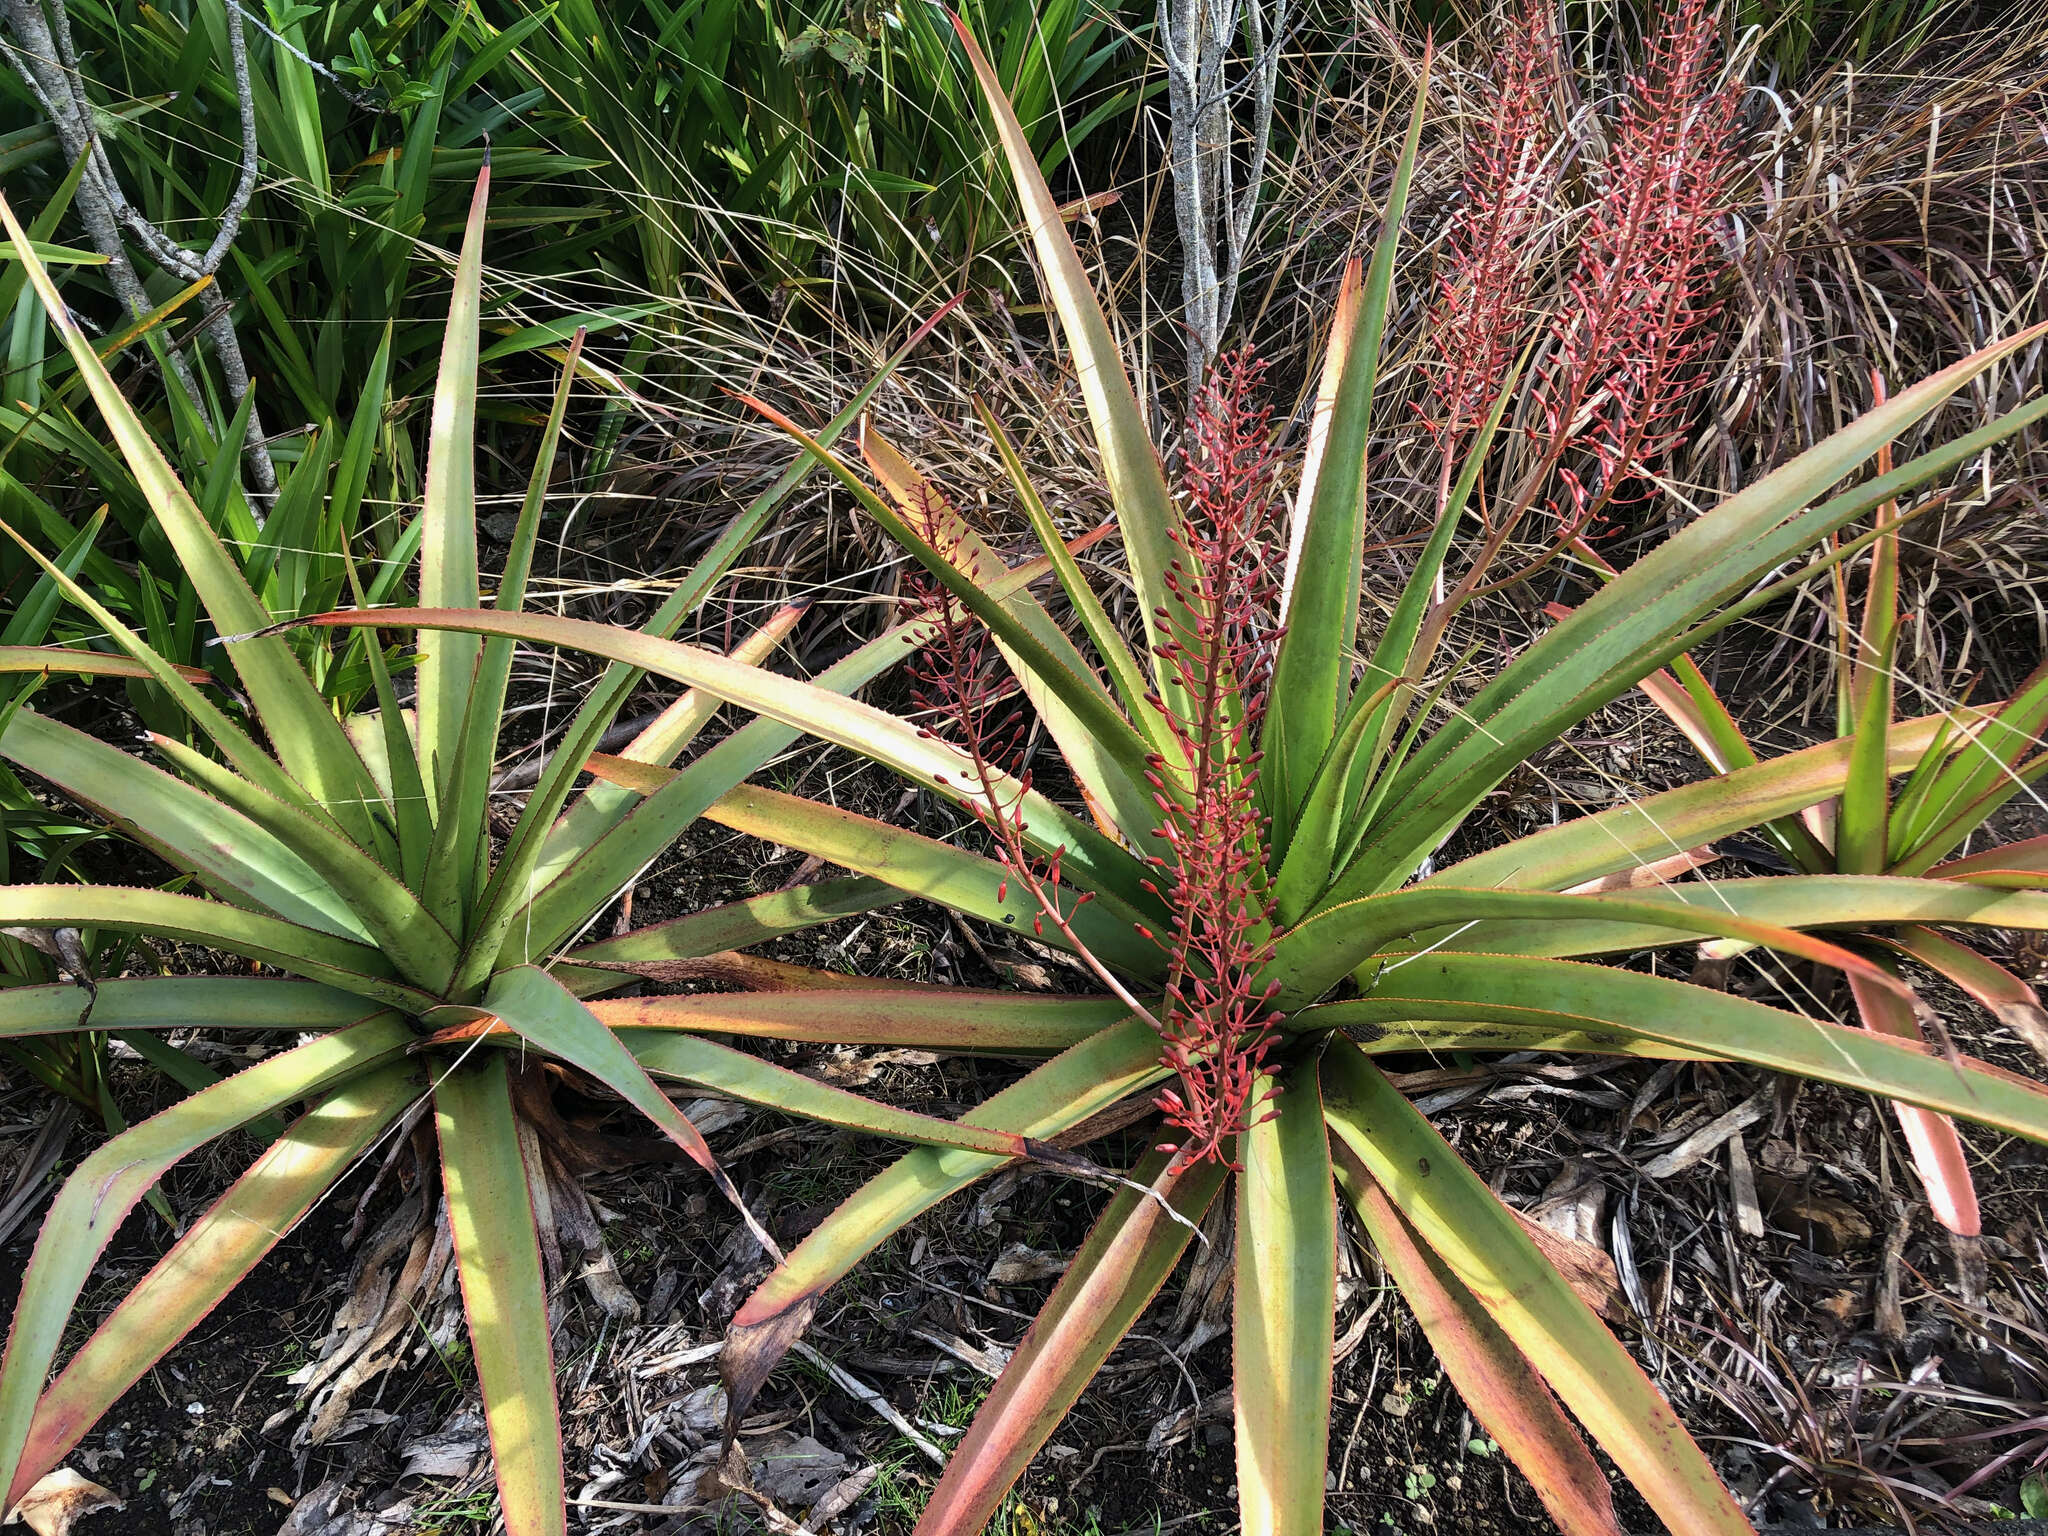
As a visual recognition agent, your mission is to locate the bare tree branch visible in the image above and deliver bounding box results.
[1,0,278,510]
[1157,0,1293,391]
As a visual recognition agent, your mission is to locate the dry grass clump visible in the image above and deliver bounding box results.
[1249,5,2047,699]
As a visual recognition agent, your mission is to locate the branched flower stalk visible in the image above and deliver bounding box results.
[907,359,1291,1166]
[1142,352,1288,1164]
[1536,0,1739,534]
[1417,0,1740,644]
[902,499,1159,1030]
[1424,0,1564,485]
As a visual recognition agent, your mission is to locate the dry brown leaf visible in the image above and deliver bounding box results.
[5,1470,123,1536]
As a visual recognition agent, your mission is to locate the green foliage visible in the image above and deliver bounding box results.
[0,185,976,1536]
[371,35,2048,1536]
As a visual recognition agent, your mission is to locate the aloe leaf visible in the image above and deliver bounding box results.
[298,607,1157,930]
[1321,1041,1754,1535]
[1271,884,1916,1006]
[913,1150,1226,1536]
[1235,1067,1335,1536]
[144,733,459,992]
[478,965,777,1253]
[1317,955,2048,1145]
[473,303,962,949]
[0,977,376,1037]
[523,600,808,904]
[1345,327,2048,896]
[561,875,901,985]
[1334,1148,1625,1536]
[1433,712,1957,895]
[972,397,1166,751]
[10,1065,420,1503]
[0,886,434,1012]
[1266,64,1426,825]
[437,333,590,958]
[856,420,1162,839]
[1388,876,2048,964]
[629,1032,1071,1158]
[0,709,369,940]
[1316,1016,1711,1060]
[1846,962,1979,1236]
[0,647,213,687]
[415,167,490,813]
[1887,924,2048,1063]
[723,1019,1169,1417]
[516,537,1144,955]
[0,1016,411,1502]
[1892,659,2048,869]
[456,600,803,993]
[0,517,340,825]
[1270,678,1399,925]
[585,770,1165,980]
[947,15,1186,711]
[1837,489,1902,874]
[434,1057,565,1536]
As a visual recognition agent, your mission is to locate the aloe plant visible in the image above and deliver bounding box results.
[1586,436,2048,1242]
[0,175,1108,1533]
[301,30,2048,1535]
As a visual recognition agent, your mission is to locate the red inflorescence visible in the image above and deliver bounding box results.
[1425,0,1564,456]
[901,489,1099,966]
[1538,0,1739,531]
[1143,351,1289,1166]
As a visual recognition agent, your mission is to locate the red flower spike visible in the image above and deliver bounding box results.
[1140,351,1289,1168]
[1424,0,1565,462]
[1535,0,1739,534]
